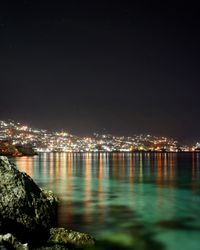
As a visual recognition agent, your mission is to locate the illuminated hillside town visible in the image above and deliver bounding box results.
[0,120,199,155]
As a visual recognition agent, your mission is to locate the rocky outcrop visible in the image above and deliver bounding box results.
[0,230,94,250]
[33,228,95,250]
[0,156,57,242]
[0,233,28,250]
[41,189,59,207]
[48,228,95,248]
[0,156,95,249]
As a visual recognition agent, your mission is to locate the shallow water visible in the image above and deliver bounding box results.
[13,152,200,250]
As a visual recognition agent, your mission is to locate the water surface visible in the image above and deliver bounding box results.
[13,152,200,250]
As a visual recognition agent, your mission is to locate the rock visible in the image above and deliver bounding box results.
[0,156,57,242]
[0,156,95,249]
[41,189,59,207]
[0,233,28,250]
[48,228,95,249]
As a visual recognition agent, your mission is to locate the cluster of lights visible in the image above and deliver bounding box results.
[0,120,199,153]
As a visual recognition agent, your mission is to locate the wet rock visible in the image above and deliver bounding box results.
[48,228,95,248]
[41,189,59,207]
[0,156,57,241]
[0,156,95,249]
[0,233,28,250]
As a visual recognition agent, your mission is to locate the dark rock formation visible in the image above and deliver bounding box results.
[0,233,28,250]
[0,156,95,249]
[33,228,95,250]
[0,156,57,242]
[41,189,59,207]
[48,228,95,248]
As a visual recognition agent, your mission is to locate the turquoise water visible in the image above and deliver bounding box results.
[13,152,200,250]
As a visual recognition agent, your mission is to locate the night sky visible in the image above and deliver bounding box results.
[0,1,200,142]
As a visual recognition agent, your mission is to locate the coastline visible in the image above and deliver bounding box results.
[6,150,200,155]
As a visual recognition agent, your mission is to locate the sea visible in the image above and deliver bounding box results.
[12,152,200,250]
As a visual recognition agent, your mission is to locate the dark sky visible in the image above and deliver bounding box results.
[0,0,200,142]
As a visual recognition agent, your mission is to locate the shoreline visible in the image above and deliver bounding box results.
[2,150,199,158]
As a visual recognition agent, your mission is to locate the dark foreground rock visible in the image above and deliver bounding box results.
[41,189,59,207]
[0,156,57,242]
[0,156,95,250]
[48,228,95,248]
[0,233,28,250]
[32,228,95,250]
[0,229,95,250]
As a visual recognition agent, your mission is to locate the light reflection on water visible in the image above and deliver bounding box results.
[13,152,200,250]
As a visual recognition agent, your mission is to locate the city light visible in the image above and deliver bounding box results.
[0,120,199,153]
